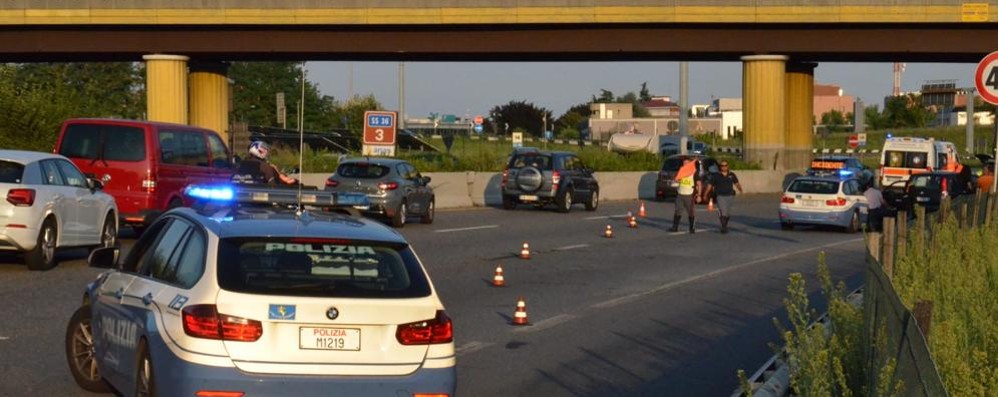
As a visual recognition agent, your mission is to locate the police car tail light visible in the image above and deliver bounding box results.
[396,310,453,345]
[826,197,847,206]
[6,189,35,207]
[552,170,561,185]
[183,304,262,342]
[378,182,399,191]
[781,196,795,204]
[325,178,339,187]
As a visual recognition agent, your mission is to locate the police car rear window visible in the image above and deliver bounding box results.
[0,161,24,183]
[337,163,390,179]
[216,238,432,298]
[788,180,839,194]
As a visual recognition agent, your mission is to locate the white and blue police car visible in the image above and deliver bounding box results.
[65,184,455,397]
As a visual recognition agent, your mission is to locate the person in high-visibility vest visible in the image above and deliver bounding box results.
[669,158,701,233]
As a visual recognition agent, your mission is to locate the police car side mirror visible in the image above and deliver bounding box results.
[88,247,119,269]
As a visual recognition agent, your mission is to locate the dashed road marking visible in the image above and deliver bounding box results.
[554,244,589,251]
[513,314,577,333]
[434,225,499,233]
[590,237,863,309]
[456,341,493,356]
[667,228,712,235]
[584,214,629,220]
[0,336,9,341]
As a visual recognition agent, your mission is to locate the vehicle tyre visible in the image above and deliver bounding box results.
[135,340,156,397]
[421,199,435,224]
[584,190,599,211]
[391,201,406,228]
[556,187,573,213]
[780,221,794,231]
[25,218,58,271]
[93,213,117,252]
[502,195,516,210]
[65,306,111,393]
[846,211,860,233]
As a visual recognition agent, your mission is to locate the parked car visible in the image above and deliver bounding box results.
[66,185,454,396]
[501,150,599,213]
[655,154,720,203]
[0,150,118,270]
[54,118,233,232]
[882,171,974,214]
[324,158,434,227]
[779,175,867,232]
[806,156,873,185]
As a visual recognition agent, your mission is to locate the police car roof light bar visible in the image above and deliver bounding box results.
[185,184,370,211]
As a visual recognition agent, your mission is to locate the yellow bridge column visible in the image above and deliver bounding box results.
[143,54,189,124]
[741,55,788,170]
[785,62,817,171]
[189,61,231,143]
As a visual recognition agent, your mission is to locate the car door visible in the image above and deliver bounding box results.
[206,133,234,183]
[158,130,211,207]
[91,218,168,385]
[845,180,867,218]
[398,163,424,214]
[55,159,101,244]
[408,163,432,211]
[39,159,79,245]
[565,156,589,200]
[118,218,192,389]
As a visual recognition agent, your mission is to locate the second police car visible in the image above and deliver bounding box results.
[65,184,455,397]
[779,174,868,233]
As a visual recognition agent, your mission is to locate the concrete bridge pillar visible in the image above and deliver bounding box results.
[143,54,189,124]
[189,61,231,143]
[785,62,817,171]
[741,55,787,170]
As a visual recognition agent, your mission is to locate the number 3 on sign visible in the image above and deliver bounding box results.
[375,129,384,141]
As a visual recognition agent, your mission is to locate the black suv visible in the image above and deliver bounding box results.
[501,149,599,213]
[883,171,976,214]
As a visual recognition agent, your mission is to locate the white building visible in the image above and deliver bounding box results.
[949,111,995,126]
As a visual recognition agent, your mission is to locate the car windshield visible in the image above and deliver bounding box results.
[788,180,840,194]
[0,161,24,183]
[884,151,928,168]
[510,153,553,170]
[337,163,390,179]
[217,238,432,298]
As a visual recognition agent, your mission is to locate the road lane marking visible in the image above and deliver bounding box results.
[434,225,499,233]
[513,314,578,333]
[584,214,629,220]
[0,336,8,341]
[456,341,493,356]
[590,237,864,309]
[667,228,711,235]
[554,244,589,251]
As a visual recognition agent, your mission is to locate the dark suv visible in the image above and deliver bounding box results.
[655,154,719,203]
[501,149,599,213]
[883,171,975,214]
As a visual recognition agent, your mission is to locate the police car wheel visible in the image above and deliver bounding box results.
[65,306,111,393]
[846,211,860,234]
[135,340,155,397]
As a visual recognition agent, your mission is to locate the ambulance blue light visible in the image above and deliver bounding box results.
[185,185,235,201]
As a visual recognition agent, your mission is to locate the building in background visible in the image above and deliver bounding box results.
[921,80,959,126]
[813,83,855,123]
[641,96,681,118]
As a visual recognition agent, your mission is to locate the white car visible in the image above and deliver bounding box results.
[0,150,118,270]
[66,185,455,397]
[778,176,868,233]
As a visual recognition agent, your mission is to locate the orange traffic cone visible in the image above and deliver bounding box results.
[626,210,634,222]
[628,216,638,228]
[639,201,647,218]
[520,242,530,259]
[512,296,530,325]
[492,265,505,287]
[708,199,715,212]
[604,224,614,238]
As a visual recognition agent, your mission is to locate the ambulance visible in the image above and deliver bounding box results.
[879,137,959,190]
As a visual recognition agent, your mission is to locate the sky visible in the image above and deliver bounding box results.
[306,62,979,120]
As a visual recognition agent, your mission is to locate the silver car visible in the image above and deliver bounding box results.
[324,158,434,227]
[0,150,118,270]
[778,176,867,233]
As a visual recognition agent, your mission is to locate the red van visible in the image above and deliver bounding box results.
[54,118,233,230]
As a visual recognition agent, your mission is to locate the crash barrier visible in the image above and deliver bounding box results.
[299,170,790,209]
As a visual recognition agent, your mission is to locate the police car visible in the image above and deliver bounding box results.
[779,175,868,233]
[65,184,455,397]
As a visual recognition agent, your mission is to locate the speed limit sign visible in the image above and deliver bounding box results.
[975,51,998,105]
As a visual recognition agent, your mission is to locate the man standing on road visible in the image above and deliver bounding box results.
[864,182,886,232]
[703,160,742,234]
[670,158,700,234]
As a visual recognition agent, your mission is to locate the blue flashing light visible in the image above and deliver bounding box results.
[185,185,235,201]
[839,170,854,177]
[886,132,893,139]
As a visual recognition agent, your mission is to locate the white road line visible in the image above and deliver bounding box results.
[590,237,864,309]
[554,244,589,251]
[513,314,578,333]
[434,225,499,233]
[584,214,629,220]
[667,228,712,235]
[0,336,9,341]
[456,341,493,356]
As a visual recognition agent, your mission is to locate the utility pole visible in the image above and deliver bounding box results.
[967,88,975,154]
[398,62,406,131]
[679,62,689,155]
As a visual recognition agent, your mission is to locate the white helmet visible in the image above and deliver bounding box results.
[248,141,270,160]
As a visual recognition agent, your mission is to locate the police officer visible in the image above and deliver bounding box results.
[236,141,298,185]
[703,160,742,234]
[670,158,700,234]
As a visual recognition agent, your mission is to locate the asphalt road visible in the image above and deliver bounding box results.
[0,194,865,397]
